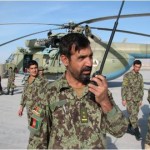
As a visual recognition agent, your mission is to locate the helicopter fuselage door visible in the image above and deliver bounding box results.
[23,54,33,72]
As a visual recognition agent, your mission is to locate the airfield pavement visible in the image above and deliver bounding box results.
[0,70,150,149]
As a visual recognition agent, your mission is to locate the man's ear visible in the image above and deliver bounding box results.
[60,55,69,67]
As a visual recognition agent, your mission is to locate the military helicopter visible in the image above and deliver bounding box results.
[0,13,150,80]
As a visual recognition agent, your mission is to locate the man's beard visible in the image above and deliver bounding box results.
[79,74,91,85]
[77,66,92,85]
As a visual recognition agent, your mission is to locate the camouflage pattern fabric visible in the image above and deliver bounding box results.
[41,75,47,80]
[7,70,15,90]
[20,76,50,149]
[121,70,144,128]
[45,74,128,149]
[85,27,91,37]
[145,89,150,146]
[126,100,140,128]
[121,70,144,102]
[145,116,150,145]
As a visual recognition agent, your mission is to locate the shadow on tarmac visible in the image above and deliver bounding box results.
[108,81,150,88]
[2,87,23,95]
[144,82,150,85]
[140,104,150,149]
[107,136,118,149]
[122,106,150,149]
[108,81,122,88]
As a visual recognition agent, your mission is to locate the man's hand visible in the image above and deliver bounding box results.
[18,105,24,116]
[122,100,126,106]
[88,75,113,113]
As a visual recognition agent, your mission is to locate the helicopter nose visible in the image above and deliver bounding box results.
[103,54,135,80]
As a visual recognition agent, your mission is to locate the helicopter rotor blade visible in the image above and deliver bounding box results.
[76,13,150,26]
[0,13,149,47]
[90,27,150,37]
[0,22,75,30]
[0,28,61,47]
[0,23,62,26]
[1,13,150,29]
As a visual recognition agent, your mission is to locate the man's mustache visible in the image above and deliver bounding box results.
[81,66,92,72]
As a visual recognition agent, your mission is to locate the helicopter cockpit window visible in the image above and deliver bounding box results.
[5,54,15,63]
[51,36,60,48]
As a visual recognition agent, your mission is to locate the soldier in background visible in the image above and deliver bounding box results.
[121,60,144,141]
[45,33,128,149]
[6,67,16,95]
[38,66,47,80]
[0,75,3,95]
[18,60,50,149]
[145,89,150,149]
[84,25,92,37]
[73,25,84,34]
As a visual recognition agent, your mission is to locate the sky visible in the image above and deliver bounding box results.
[0,1,150,63]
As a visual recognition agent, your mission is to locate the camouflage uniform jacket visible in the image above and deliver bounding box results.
[85,27,91,36]
[46,74,128,149]
[20,76,50,149]
[8,70,15,82]
[41,75,47,81]
[145,89,150,145]
[121,70,144,102]
[7,70,16,89]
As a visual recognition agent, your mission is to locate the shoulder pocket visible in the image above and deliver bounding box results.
[50,100,67,111]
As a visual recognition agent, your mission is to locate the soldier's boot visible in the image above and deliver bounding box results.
[0,90,2,95]
[126,123,135,135]
[134,127,142,141]
[11,89,14,95]
[11,91,14,95]
[6,90,10,95]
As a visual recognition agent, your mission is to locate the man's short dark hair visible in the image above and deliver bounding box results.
[27,60,38,68]
[133,60,142,66]
[59,33,90,59]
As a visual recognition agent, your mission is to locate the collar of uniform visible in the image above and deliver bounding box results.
[26,75,41,84]
[131,70,139,75]
[58,73,70,92]
[35,75,43,83]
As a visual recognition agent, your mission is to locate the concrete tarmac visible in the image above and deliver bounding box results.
[0,70,149,149]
